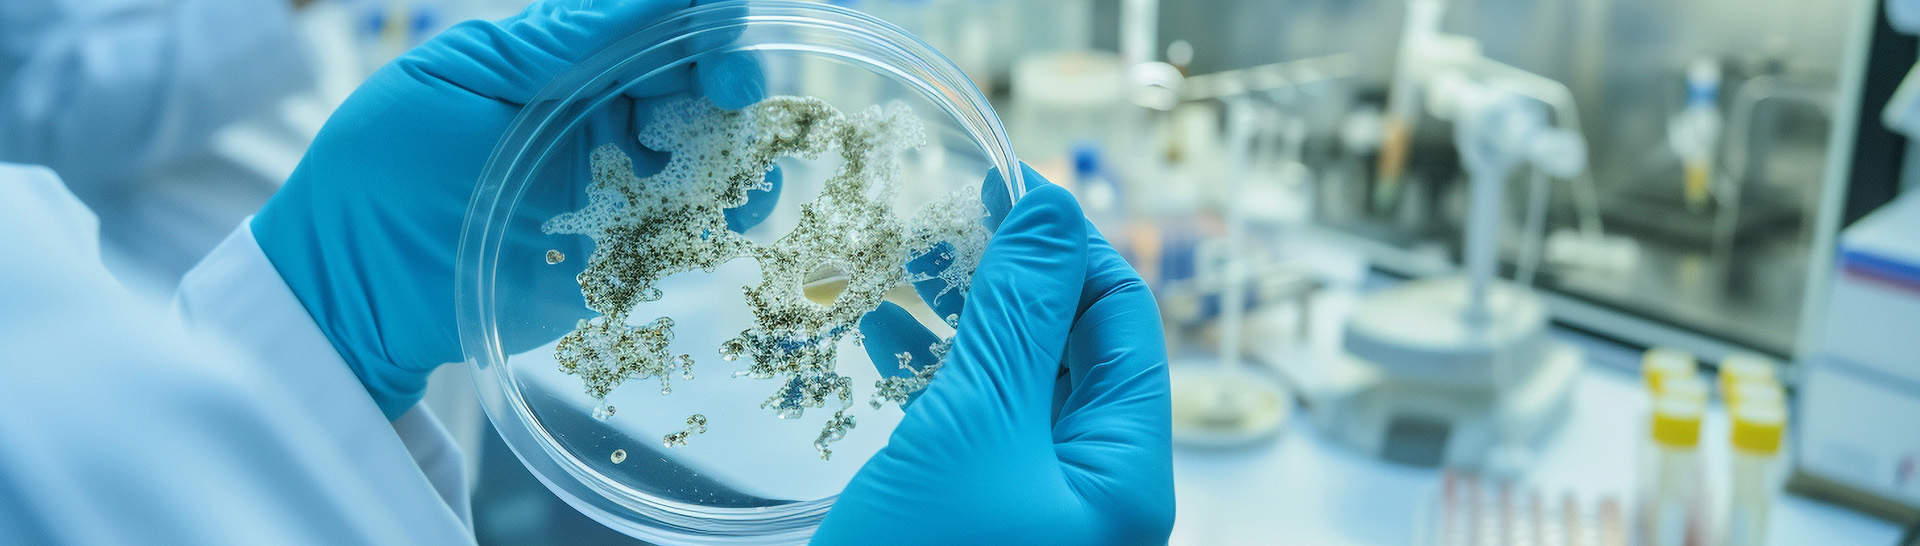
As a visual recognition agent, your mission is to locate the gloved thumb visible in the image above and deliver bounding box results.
[897,182,1087,445]
[818,181,1090,544]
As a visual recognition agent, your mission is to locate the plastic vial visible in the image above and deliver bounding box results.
[1725,381,1784,416]
[1643,347,1699,394]
[1717,353,1777,399]
[1724,397,1786,546]
[1640,382,1706,546]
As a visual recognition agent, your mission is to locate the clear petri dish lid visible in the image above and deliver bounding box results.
[455,2,1022,544]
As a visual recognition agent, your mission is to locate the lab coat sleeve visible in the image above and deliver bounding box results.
[0,164,472,545]
[174,221,475,528]
[0,0,313,186]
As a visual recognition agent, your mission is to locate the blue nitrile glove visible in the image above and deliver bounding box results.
[251,0,772,419]
[824,165,1175,545]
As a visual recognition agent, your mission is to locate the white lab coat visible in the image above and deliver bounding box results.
[0,0,309,185]
[0,163,473,544]
[0,0,314,287]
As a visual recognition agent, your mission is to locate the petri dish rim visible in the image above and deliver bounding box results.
[455,1,1023,543]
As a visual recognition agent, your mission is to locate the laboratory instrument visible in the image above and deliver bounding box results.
[1319,55,1588,470]
[455,3,1022,543]
[1796,191,1920,522]
[1167,98,1293,447]
[1290,0,1870,363]
[1160,55,1357,447]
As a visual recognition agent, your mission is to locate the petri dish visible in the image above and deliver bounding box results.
[454,2,1024,544]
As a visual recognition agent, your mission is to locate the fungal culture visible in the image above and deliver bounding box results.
[455,2,1025,543]
[542,96,987,459]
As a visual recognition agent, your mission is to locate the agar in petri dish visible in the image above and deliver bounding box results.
[456,2,1026,543]
[540,96,987,458]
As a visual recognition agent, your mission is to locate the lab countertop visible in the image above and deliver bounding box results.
[1164,236,1904,545]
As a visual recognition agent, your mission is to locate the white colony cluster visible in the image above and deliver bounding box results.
[542,96,989,459]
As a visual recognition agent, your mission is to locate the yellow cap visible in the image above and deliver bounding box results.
[1651,394,1705,448]
[1731,401,1786,454]
[1726,380,1784,412]
[1719,352,1778,394]
[1643,347,1698,393]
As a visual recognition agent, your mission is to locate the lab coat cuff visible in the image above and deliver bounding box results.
[173,219,395,429]
[175,219,475,532]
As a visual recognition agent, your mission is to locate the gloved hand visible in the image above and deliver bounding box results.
[822,166,1175,545]
[251,0,770,419]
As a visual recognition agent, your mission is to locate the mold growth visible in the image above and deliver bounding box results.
[662,414,709,448]
[543,96,988,458]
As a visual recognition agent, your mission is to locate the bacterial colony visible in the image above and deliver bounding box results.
[540,96,987,460]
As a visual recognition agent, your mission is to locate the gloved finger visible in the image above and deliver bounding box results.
[620,0,764,105]
[695,50,766,110]
[856,301,941,407]
[905,183,1087,436]
[904,241,965,322]
[614,0,764,103]
[1049,227,1173,510]
[899,164,1053,323]
[998,166,1089,424]
[496,89,680,356]
[723,164,781,233]
[615,50,763,104]
[979,164,1044,233]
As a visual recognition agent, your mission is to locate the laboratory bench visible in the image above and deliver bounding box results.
[1164,240,1905,545]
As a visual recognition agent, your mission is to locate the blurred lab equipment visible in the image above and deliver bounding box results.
[1790,1,1920,521]
[353,0,447,72]
[1290,0,1870,363]
[1167,98,1296,447]
[1669,59,1723,214]
[0,0,316,289]
[1388,343,1821,546]
[1725,381,1788,546]
[1625,346,1794,546]
[1152,56,1355,447]
[1318,30,1590,470]
[1010,50,1127,166]
[1795,191,1920,522]
[1419,471,1628,546]
[1408,346,1794,546]
[1638,375,1708,546]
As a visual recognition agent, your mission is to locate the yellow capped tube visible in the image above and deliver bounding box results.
[1643,347,1699,394]
[1719,352,1778,395]
[1726,398,1787,546]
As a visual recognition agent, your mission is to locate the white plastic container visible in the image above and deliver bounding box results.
[1640,380,1707,546]
[1724,396,1787,546]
